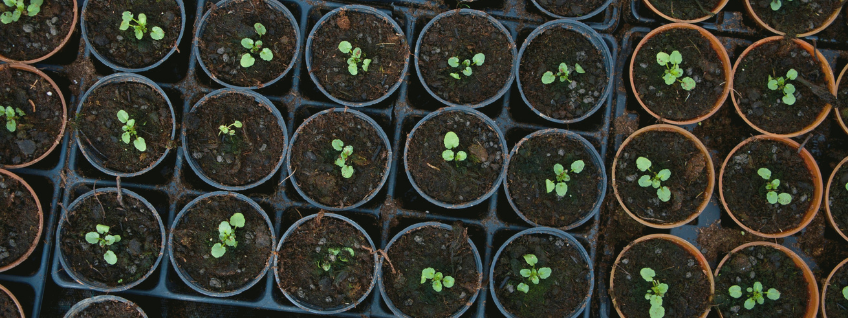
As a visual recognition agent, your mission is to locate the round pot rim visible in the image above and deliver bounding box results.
[824,155,848,242]
[529,0,613,20]
[63,295,147,318]
[821,257,848,318]
[0,0,78,64]
[0,169,43,273]
[742,0,842,38]
[835,64,848,136]
[0,283,24,318]
[642,0,730,23]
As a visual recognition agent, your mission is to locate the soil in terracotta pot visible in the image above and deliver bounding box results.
[184,92,285,187]
[533,0,607,17]
[198,0,297,87]
[828,164,848,235]
[632,28,727,121]
[70,300,144,318]
[612,239,711,318]
[493,234,590,317]
[722,139,815,234]
[84,0,181,68]
[0,288,20,318]
[77,82,172,173]
[383,225,479,317]
[310,9,407,103]
[646,0,723,20]
[277,215,375,309]
[734,39,830,134]
[418,12,514,105]
[506,134,602,227]
[825,262,848,317]
[0,0,74,61]
[0,173,39,269]
[614,130,711,224]
[0,67,64,166]
[839,72,848,127]
[407,111,504,204]
[59,192,162,286]
[518,27,608,121]
[289,112,389,207]
[171,195,273,293]
[749,0,840,35]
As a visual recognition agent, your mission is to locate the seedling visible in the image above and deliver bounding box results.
[211,213,245,258]
[770,0,792,10]
[656,51,696,91]
[843,286,848,301]
[420,267,455,292]
[218,121,243,136]
[441,131,467,162]
[757,168,792,205]
[636,157,672,202]
[641,268,668,318]
[120,11,164,40]
[318,246,355,272]
[516,254,552,293]
[545,160,585,197]
[448,53,485,79]
[240,23,273,68]
[1,0,41,24]
[729,282,781,310]
[1,106,25,132]
[85,224,122,265]
[768,69,798,105]
[541,63,585,84]
[332,139,354,179]
[845,181,848,192]
[117,110,147,152]
[338,41,371,76]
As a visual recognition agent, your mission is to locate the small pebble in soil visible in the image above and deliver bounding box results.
[688,259,694,267]
[404,299,413,306]
[686,272,692,278]
[621,258,629,264]
[318,238,326,245]
[22,24,33,33]
[459,292,466,299]
[506,284,514,293]
[413,236,423,244]
[314,246,321,253]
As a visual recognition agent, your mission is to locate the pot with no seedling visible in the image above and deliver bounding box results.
[824,155,848,242]
[0,0,77,63]
[642,0,730,23]
[64,295,147,318]
[0,169,43,273]
[822,257,848,318]
[529,0,613,20]
[0,283,23,318]
[743,0,842,37]
[835,64,848,135]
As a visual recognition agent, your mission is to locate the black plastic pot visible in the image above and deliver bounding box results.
[63,295,147,318]
[530,0,614,20]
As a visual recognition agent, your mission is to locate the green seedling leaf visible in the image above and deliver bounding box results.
[744,297,756,310]
[444,131,459,149]
[638,175,653,187]
[541,71,556,84]
[636,157,652,171]
[450,73,460,80]
[472,53,485,66]
[254,23,266,36]
[462,67,472,76]
[553,163,564,175]
[571,160,585,174]
[85,232,100,244]
[442,276,454,288]
[121,132,131,144]
[842,286,848,300]
[241,53,255,68]
[757,168,772,180]
[649,305,665,318]
[559,63,568,74]
[767,191,778,204]
[260,48,273,61]
[242,38,254,49]
[784,83,795,95]
[96,224,110,234]
[230,213,245,228]
[663,73,677,85]
[537,267,551,279]
[134,28,143,40]
[448,57,460,68]
[211,243,226,258]
[6,119,15,132]
[421,267,435,283]
[669,51,682,64]
[777,193,791,205]
[442,150,454,161]
[150,27,164,40]
[555,182,567,197]
[133,137,146,152]
[768,79,779,90]
[652,178,661,189]
[656,52,669,65]
[104,250,117,265]
[362,59,371,71]
[640,268,656,282]
[782,93,796,105]
[344,247,355,256]
[729,285,743,298]
[117,110,129,123]
[786,69,797,80]
[771,0,781,10]
[455,151,467,161]
[575,63,585,74]
[680,77,696,91]
[657,169,671,181]
[328,247,340,255]
[657,186,671,202]
[517,283,529,293]
[332,139,344,151]
[136,13,146,25]
[122,11,132,21]
[524,254,538,266]
[348,63,358,75]
[341,165,354,178]
[767,288,781,300]
[546,179,555,193]
[338,41,352,54]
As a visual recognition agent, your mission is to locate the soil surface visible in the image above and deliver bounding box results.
[519,26,608,121]
[310,9,408,103]
[171,195,273,293]
[418,11,514,105]
[828,163,848,235]
[533,0,607,17]
[825,262,848,317]
[646,0,723,20]
[493,233,590,317]
[0,287,19,318]
[748,0,840,35]
[0,0,73,61]
[198,0,297,87]
[289,111,389,208]
[0,173,40,269]
[70,300,144,318]
[839,70,848,128]
[0,67,64,166]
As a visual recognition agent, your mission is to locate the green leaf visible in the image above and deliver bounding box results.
[348,63,358,75]
[571,160,585,174]
[517,283,529,293]
[137,13,146,25]
[0,12,13,24]
[104,250,117,265]
[757,168,771,180]
[656,283,668,295]
[332,139,344,151]
[133,137,146,152]
[6,120,15,132]
[232,121,243,128]
[842,286,848,300]
[472,53,485,66]
[229,213,245,228]
[344,247,355,256]
[520,268,531,277]
[636,157,651,171]
[259,48,273,61]
[559,63,568,74]
[211,243,226,258]
[767,288,780,300]
[444,131,459,149]
[117,110,129,123]
[85,232,100,244]
[455,151,467,161]
[448,57,460,68]
[680,77,696,91]
[663,73,676,85]
[753,282,763,292]
[352,47,361,58]
[541,71,556,84]
[442,150,454,161]
[96,224,110,234]
[744,297,756,309]
[546,179,555,193]
[767,191,778,204]
[119,19,130,30]
[361,59,371,71]
[638,175,653,187]
[112,235,121,243]
[777,193,792,205]
[649,295,662,306]
[104,235,117,245]
[657,186,671,202]
[442,276,454,288]
[657,169,671,181]
[450,73,460,80]
[729,285,743,298]
[219,221,232,235]
[656,52,670,66]
[649,305,665,318]
[26,2,39,16]
[771,179,780,188]
[328,247,340,255]
[421,267,435,283]
[462,59,470,67]
[523,254,538,266]
[254,23,266,36]
[553,163,564,175]
[537,267,551,279]
[768,79,779,90]
[575,63,585,74]
[782,93,796,105]
[334,157,346,167]
[122,11,133,21]
[150,27,164,40]
[462,67,472,76]
[126,119,135,128]
[786,69,797,80]
[241,38,254,49]
[770,0,781,10]
[640,268,655,281]
[530,275,540,284]
[241,53,255,68]
[670,51,683,65]
[121,132,131,144]
[784,83,795,95]
[555,182,567,197]
[134,28,143,40]
[338,41,351,53]
[652,178,661,189]
[341,165,354,178]
[432,279,443,292]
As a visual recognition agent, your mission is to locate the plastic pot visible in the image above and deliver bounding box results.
[515,19,613,124]
[273,213,377,314]
[490,227,594,318]
[611,124,715,228]
[719,135,823,238]
[0,0,78,64]
[64,295,147,318]
[0,283,23,318]
[822,257,848,318]
[0,169,43,273]
[743,0,841,37]
[835,64,848,136]
[75,73,176,177]
[285,108,392,211]
[642,0,729,23]
[530,0,613,20]
[629,23,732,125]
[825,155,848,242]
[168,192,275,297]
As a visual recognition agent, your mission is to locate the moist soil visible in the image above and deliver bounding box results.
[828,163,848,236]
[721,139,815,234]
[83,0,182,68]
[418,12,514,105]
[714,245,809,317]
[612,239,712,318]
[839,70,848,128]
[734,39,830,134]
[0,287,19,318]
[309,9,408,103]
[0,0,73,61]
[77,82,172,174]
[276,215,375,309]
[0,67,64,166]
[533,0,607,17]
[748,0,840,36]
[825,262,848,317]
[0,173,40,269]
[289,112,389,208]
[614,130,711,225]
[70,300,144,318]
[383,225,479,317]
[407,110,504,205]
[506,133,603,228]
[645,0,723,20]
[197,0,297,87]
[518,27,608,121]
[171,195,273,293]
[184,92,285,187]
[632,28,727,121]
[492,234,591,317]
[59,192,162,287]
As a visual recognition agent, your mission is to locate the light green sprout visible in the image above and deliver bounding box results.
[119,11,164,40]
[770,0,792,10]
[757,168,792,205]
[516,254,552,293]
[843,286,848,300]
[338,41,371,76]
[332,139,354,178]
[656,51,696,91]
[85,224,122,265]
[541,62,585,84]
[1,106,25,132]
[545,160,585,197]
[421,267,455,292]
[448,53,485,79]
[636,157,671,202]
[117,110,147,152]
[240,23,273,68]
[442,131,467,162]
[641,268,668,318]
[1,0,40,24]
[768,69,798,105]
[218,120,243,136]
[319,246,355,271]
[211,213,245,258]
[729,282,780,310]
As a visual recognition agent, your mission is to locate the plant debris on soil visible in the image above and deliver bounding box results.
[748,0,840,36]
[0,286,20,318]
[0,0,73,61]
[645,0,723,20]
[533,0,608,17]
[70,299,144,318]
[824,260,848,317]
[0,67,64,166]
[0,173,40,269]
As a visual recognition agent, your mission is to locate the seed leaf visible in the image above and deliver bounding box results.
[669,51,682,64]
[85,232,100,244]
[640,268,656,281]
[571,160,585,174]
[555,182,567,197]
[444,131,459,149]
[455,151,467,161]
[636,157,651,171]
[442,276,454,288]
[211,243,226,258]
[448,57,460,68]
[254,23,266,36]
[104,250,117,265]
[541,71,556,84]
[442,150,454,161]
[230,213,245,228]
[517,283,529,293]
[538,267,551,279]
[657,169,671,181]
[575,63,585,74]
[786,69,797,80]
[338,41,351,53]
[523,254,538,266]
[757,168,771,180]
[729,285,743,298]
[638,175,653,187]
[341,165,354,178]
[150,27,164,40]
[259,48,273,61]
[553,163,564,175]
[545,179,555,193]
[133,137,146,152]
[657,186,671,202]
[777,193,792,205]
[472,53,485,66]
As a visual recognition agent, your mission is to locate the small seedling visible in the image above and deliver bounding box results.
[421,267,455,292]
[541,63,585,84]
[211,213,245,258]
[843,286,848,301]
[240,23,273,68]
[516,254,552,293]
[545,160,585,197]
[318,246,355,272]
[117,110,147,152]
[442,131,467,162]
[218,120,243,136]
[1,106,25,132]
[656,51,696,91]
[448,53,485,79]
[845,181,848,192]
[636,157,671,202]
[757,168,792,205]
[120,11,164,40]
[1,0,40,24]
[640,268,668,318]
[338,41,371,76]
[770,0,792,10]
[332,139,354,179]
[729,282,781,310]
[768,69,798,105]
[85,224,122,265]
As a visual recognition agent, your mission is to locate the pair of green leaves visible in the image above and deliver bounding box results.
[641,268,668,318]
[85,224,122,265]
[541,62,585,84]
[448,53,485,79]
[120,11,165,40]
[117,110,147,152]
[338,41,372,76]
[1,106,25,132]
[211,213,246,258]
[332,139,355,178]
[656,51,696,91]
[421,267,455,292]
[728,282,781,310]
[218,121,243,136]
[442,131,467,162]
[240,23,274,68]
[636,157,672,202]
[1,0,40,24]
[545,160,585,197]
[320,246,355,271]
[757,168,792,205]
[767,69,798,105]
[516,254,552,293]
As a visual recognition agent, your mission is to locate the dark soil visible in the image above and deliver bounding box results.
[0,287,20,318]
[614,130,711,224]
[59,192,162,287]
[77,82,172,174]
[197,0,297,87]
[612,239,712,318]
[533,0,607,17]
[734,39,830,134]
[289,112,389,208]
[828,162,848,235]
[0,173,40,269]
[632,28,727,121]
[646,0,723,20]
[839,70,848,128]
[493,234,591,317]
[83,0,182,68]
[277,215,375,309]
[0,67,64,166]
[70,300,144,318]
[383,225,479,317]
[407,110,505,204]
[748,0,840,36]
[184,92,285,187]
[518,26,608,121]
[418,11,514,105]
[0,0,73,61]
[506,133,603,227]
[825,261,848,317]
[310,9,408,103]
[171,195,273,293]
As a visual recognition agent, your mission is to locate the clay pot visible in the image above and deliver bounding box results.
[0,169,43,273]
[835,64,848,135]
[743,0,841,37]
[643,0,729,23]
[0,0,78,64]
[0,283,23,318]
[821,257,848,318]
[825,155,848,242]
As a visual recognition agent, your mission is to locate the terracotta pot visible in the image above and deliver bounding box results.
[731,36,836,138]
[835,64,848,136]
[612,124,715,228]
[610,234,715,318]
[0,0,78,64]
[0,283,23,318]
[714,241,819,318]
[0,169,43,273]
[642,0,729,23]
[743,0,841,37]
[719,135,823,238]
[821,257,848,318]
[825,155,848,242]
